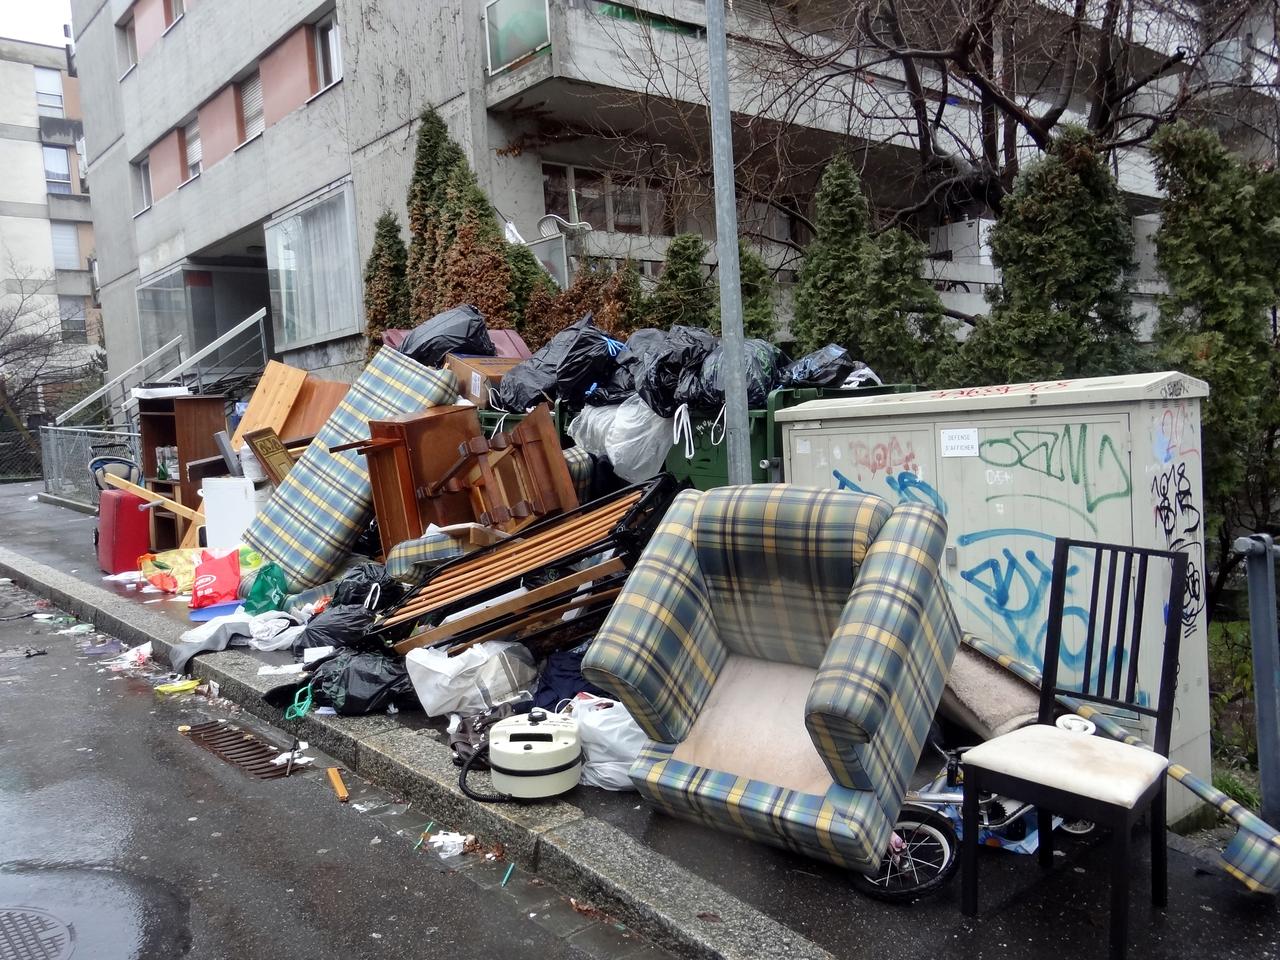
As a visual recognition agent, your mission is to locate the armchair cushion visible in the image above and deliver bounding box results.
[806,503,961,806]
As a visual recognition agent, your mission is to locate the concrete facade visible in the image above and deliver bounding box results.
[0,36,102,421]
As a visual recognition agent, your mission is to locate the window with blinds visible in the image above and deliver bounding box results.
[183,120,202,178]
[51,222,80,270]
[34,67,64,118]
[240,72,264,140]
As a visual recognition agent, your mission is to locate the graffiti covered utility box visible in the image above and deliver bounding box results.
[778,371,1211,817]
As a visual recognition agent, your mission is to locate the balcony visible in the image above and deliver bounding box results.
[54,269,94,297]
[47,193,93,223]
[39,116,84,148]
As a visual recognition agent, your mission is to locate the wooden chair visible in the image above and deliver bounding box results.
[960,537,1188,960]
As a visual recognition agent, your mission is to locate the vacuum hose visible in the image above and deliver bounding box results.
[457,744,513,803]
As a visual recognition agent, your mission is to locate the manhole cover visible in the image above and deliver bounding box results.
[0,908,73,960]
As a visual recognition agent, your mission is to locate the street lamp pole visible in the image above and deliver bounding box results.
[704,0,751,485]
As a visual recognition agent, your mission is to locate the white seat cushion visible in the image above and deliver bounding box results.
[962,723,1169,809]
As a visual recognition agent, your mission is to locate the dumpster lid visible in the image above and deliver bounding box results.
[774,371,1208,422]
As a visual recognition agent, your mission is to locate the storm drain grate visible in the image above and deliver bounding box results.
[183,720,293,780]
[0,908,73,960]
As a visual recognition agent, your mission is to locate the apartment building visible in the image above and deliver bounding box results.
[0,36,100,419]
[70,0,1275,386]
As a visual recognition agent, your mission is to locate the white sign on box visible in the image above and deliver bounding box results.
[940,427,980,457]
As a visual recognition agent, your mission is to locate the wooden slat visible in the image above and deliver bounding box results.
[393,557,625,653]
[102,473,203,522]
[230,361,308,448]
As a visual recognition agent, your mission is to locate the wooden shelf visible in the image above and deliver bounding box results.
[140,410,177,418]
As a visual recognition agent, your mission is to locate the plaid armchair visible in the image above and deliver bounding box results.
[582,485,961,872]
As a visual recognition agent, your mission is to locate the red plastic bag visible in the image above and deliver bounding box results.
[191,549,241,609]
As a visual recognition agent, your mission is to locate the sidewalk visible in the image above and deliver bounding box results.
[1,481,1275,960]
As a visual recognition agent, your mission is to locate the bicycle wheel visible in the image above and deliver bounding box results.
[851,807,959,903]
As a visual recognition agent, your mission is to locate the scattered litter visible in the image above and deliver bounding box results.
[188,816,198,822]
[155,678,200,695]
[168,595,192,603]
[570,899,607,921]
[32,613,56,621]
[258,663,306,676]
[428,831,470,858]
[83,640,124,656]
[208,680,220,699]
[315,706,337,716]
[302,644,335,665]
[24,648,47,658]
[696,912,723,923]
[56,623,95,635]
[102,642,152,670]
[271,749,315,768]
[0,577,9,584]
[102,570,144,583]
[370,837,382,845]
[26,495,37,501]
[501,863,515,887]
[327,766,350,802]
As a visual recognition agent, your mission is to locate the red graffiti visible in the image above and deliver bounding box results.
[929,380,1070,400]
[1158,405,1200,460]
[851,437,918,480]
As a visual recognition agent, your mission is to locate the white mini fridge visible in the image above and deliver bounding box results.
[200,477,273,549]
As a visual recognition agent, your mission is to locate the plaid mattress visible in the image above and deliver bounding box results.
[583,484,959,872]
[562,445,595,502]
[964,633,1280,896]
[243,348,458,590]
[807,503,961,806]
[630,741,889,870]
[384,531,465,583]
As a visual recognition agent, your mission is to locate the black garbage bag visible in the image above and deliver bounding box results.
[680,339,785,411]
[622,328,668,368]
[396,304,494,368]
[635,325,719,417]
[332,561,406,612]
[493,315,622,411]
[312,650,419,716]
[783,344,858,387]
[292,603,376,653]
[584,363,633,405]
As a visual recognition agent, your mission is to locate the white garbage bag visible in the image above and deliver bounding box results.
[405,640,537,717]
[565,693,648,791]
[567,404,621,458]
[604,396,673,482]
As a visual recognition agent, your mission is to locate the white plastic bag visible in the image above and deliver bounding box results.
[565,693,647,791]
[567,405,621,458]
[604,396,674,482]
[406,640,537,717]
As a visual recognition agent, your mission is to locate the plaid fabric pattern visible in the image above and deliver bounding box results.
[964,633,1280,895]
[385,531,466,583]
[630,741,890,870]
[562,445,595,503]
[692,486,892,667]
[582,490,726,743]
[243,348,458,591]
[806,503,959,804]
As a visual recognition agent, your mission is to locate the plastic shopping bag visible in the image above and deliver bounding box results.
[567,404,621,458]
[191,549,241,609]
[566,693,647,791]
[405,640,537,717]
[604,395,673,482]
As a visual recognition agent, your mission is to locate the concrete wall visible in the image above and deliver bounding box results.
[0,216,55,276]
[0,59,40,127]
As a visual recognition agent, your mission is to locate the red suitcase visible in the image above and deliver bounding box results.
[97,489,152,574]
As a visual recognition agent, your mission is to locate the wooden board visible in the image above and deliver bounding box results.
[230,361,308,448]
[281,377,350,441]
[102,472,203,522]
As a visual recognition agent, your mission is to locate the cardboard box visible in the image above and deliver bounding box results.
[445,354,521,409]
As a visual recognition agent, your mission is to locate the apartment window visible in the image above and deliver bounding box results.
[167,0,184,21]
[239,72,264,140]
[120,19,138,69]
[183,120,202,179]
[43,146,72,194]
[266,184,360,349]
[58,297,87,344]
[315,16,342,88]
[540,163,673,236]
[51,222,80,270]
[136,159,153,211]
[34,67,64,118]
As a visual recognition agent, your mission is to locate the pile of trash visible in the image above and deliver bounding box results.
[100,299,878,800]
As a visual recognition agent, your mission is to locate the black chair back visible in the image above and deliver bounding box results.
[1039,538,1189,757]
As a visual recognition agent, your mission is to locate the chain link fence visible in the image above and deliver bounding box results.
[39,425,140,507]
[0,431,42,483]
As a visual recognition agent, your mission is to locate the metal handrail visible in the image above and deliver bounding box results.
[54,335,183,425]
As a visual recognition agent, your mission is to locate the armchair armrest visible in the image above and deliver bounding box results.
[583,490,727,743]
[806,503,959,808]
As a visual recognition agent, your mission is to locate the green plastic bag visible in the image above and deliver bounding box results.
[243,562,288,615]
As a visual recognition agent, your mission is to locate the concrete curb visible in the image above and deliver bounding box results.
[0,545,833,960]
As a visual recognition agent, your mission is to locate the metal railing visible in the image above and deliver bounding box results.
[39,424,140,507]
[55,335,184,428]
[1236,533,1280,825]
[0,431,43,482]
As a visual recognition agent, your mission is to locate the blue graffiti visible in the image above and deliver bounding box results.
[833,469,947,514]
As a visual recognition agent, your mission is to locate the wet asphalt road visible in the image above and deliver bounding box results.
[0,584,591,960]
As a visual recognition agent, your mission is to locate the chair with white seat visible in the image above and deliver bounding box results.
[960,536,1188,960]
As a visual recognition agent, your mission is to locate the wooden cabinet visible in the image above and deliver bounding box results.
[137,395,227,549]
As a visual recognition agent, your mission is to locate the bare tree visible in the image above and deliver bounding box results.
[500,0,1280,238]
[0,256,101,446]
